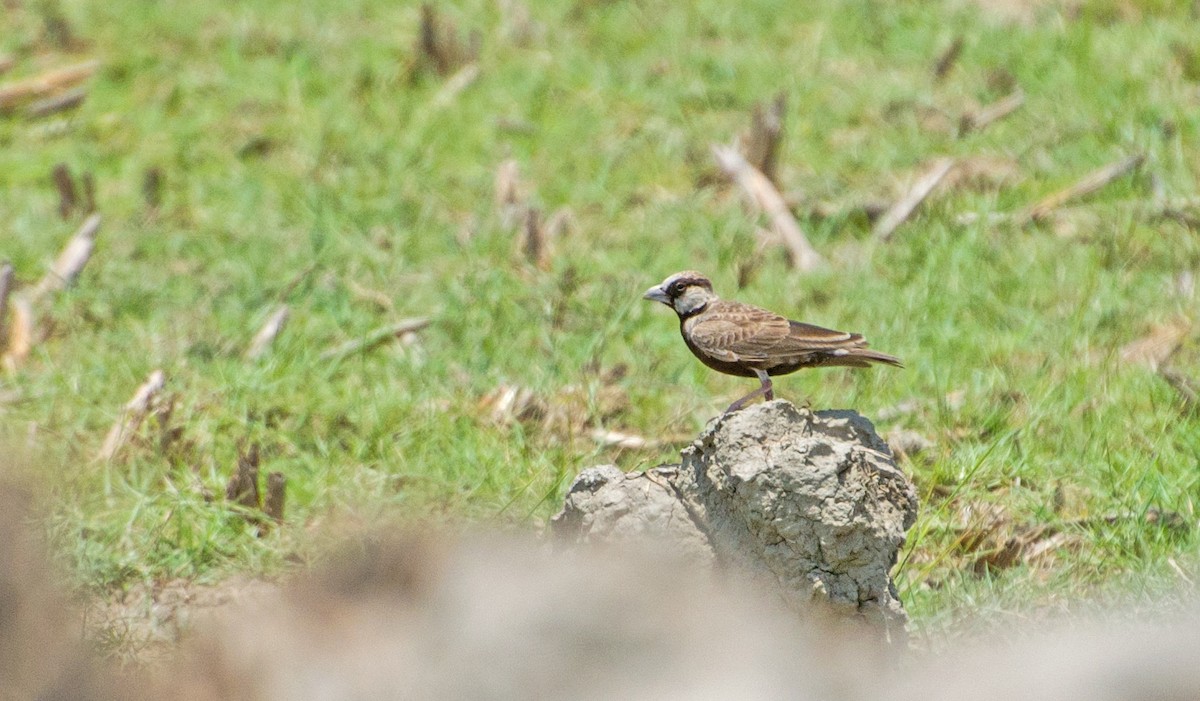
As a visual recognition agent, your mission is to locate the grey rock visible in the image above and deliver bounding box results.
[551,464,715,565]
[552,400,918,640]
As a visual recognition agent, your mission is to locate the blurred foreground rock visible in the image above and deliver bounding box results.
[165,537,871,701]
[0,483,118,700]
[158,535,1200,701]
[552,400,918,639]
[4,474,1200,699]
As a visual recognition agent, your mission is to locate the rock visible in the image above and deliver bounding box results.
[162,531,1200,701]
[552,400,918,640]
[552,465,714,564]
[170,535,881,701]
[0,482,115,699]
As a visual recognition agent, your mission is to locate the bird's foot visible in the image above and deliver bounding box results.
[723,373,774,415]
[723,387,770,414]
[723,397,751,415]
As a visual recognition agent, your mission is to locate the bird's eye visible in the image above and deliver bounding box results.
[669,281,685,296]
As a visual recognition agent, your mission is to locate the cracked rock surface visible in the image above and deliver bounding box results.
[552,400,918,638]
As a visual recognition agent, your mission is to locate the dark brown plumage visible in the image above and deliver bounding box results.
[644,271,902,412]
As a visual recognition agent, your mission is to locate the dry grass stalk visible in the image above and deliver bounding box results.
[152,393,181,456]
[873,157,956,242]
[494,158,520,203]
[1119,318,1190,370]
[245,305,290,360]
[81,172,96,214]
[545,207,573,241]
[942,155,1021,192]
[1148,195,1200,229]
[958,89,1024,135]
[954,210,1012,227]
[418,3,441,69]
[96,370,166,462]
[933,37,964,81]
[264,472,287,523]
[479,380,630,440]
[225,443,262,512]
[3,297,34,370]
[431,63,480,109]
[494,158,523,228]
[522,207,549,269]
[589,428,654,450]
[143,167,163,212]
[1020,153,1145,225]
[419,5,444,72]
[481,384,540,425]
[321,317,431,360]
[1173,270,1195,301]
[0,214,98,367]
[0,60,99,110]
[959,194,1195,229]
[972,523,1079,575]
[498,0,540,45]
[25,87,86,119]
[347,280,394,311]
[0,262,12,351]
[711,144,825,272]
[810,198,891,223]
[417,4,480,77]
[885,429,934,461]
[1160,368,1200,414]
[739,92,786,185]
[494,159,569,269]
[272,263,318,307]
[935,494,1153,575]
[52,163,77,219]
[32,213,102,301]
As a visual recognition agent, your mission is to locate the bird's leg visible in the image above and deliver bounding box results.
[759,369,774,400]
[725,370,773,413]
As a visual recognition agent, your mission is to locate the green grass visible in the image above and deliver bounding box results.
[3,0,1200,649]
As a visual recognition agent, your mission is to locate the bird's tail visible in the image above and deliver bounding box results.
[828,347,904,368]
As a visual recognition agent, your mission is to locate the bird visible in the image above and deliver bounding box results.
[643,271,902,412]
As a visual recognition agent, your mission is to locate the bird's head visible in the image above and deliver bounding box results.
[643,271,717,317]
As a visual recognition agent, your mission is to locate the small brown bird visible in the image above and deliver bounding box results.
[644,271,902,412]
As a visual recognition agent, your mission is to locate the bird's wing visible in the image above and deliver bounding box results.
[779,320,863,350]
[688,302,871,365]
[686,303,793,363]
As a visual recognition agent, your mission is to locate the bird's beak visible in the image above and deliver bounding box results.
[643,285,670,305]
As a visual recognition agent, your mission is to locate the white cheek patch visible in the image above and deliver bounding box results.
[673,289,707,315]
[665,281,715,316]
